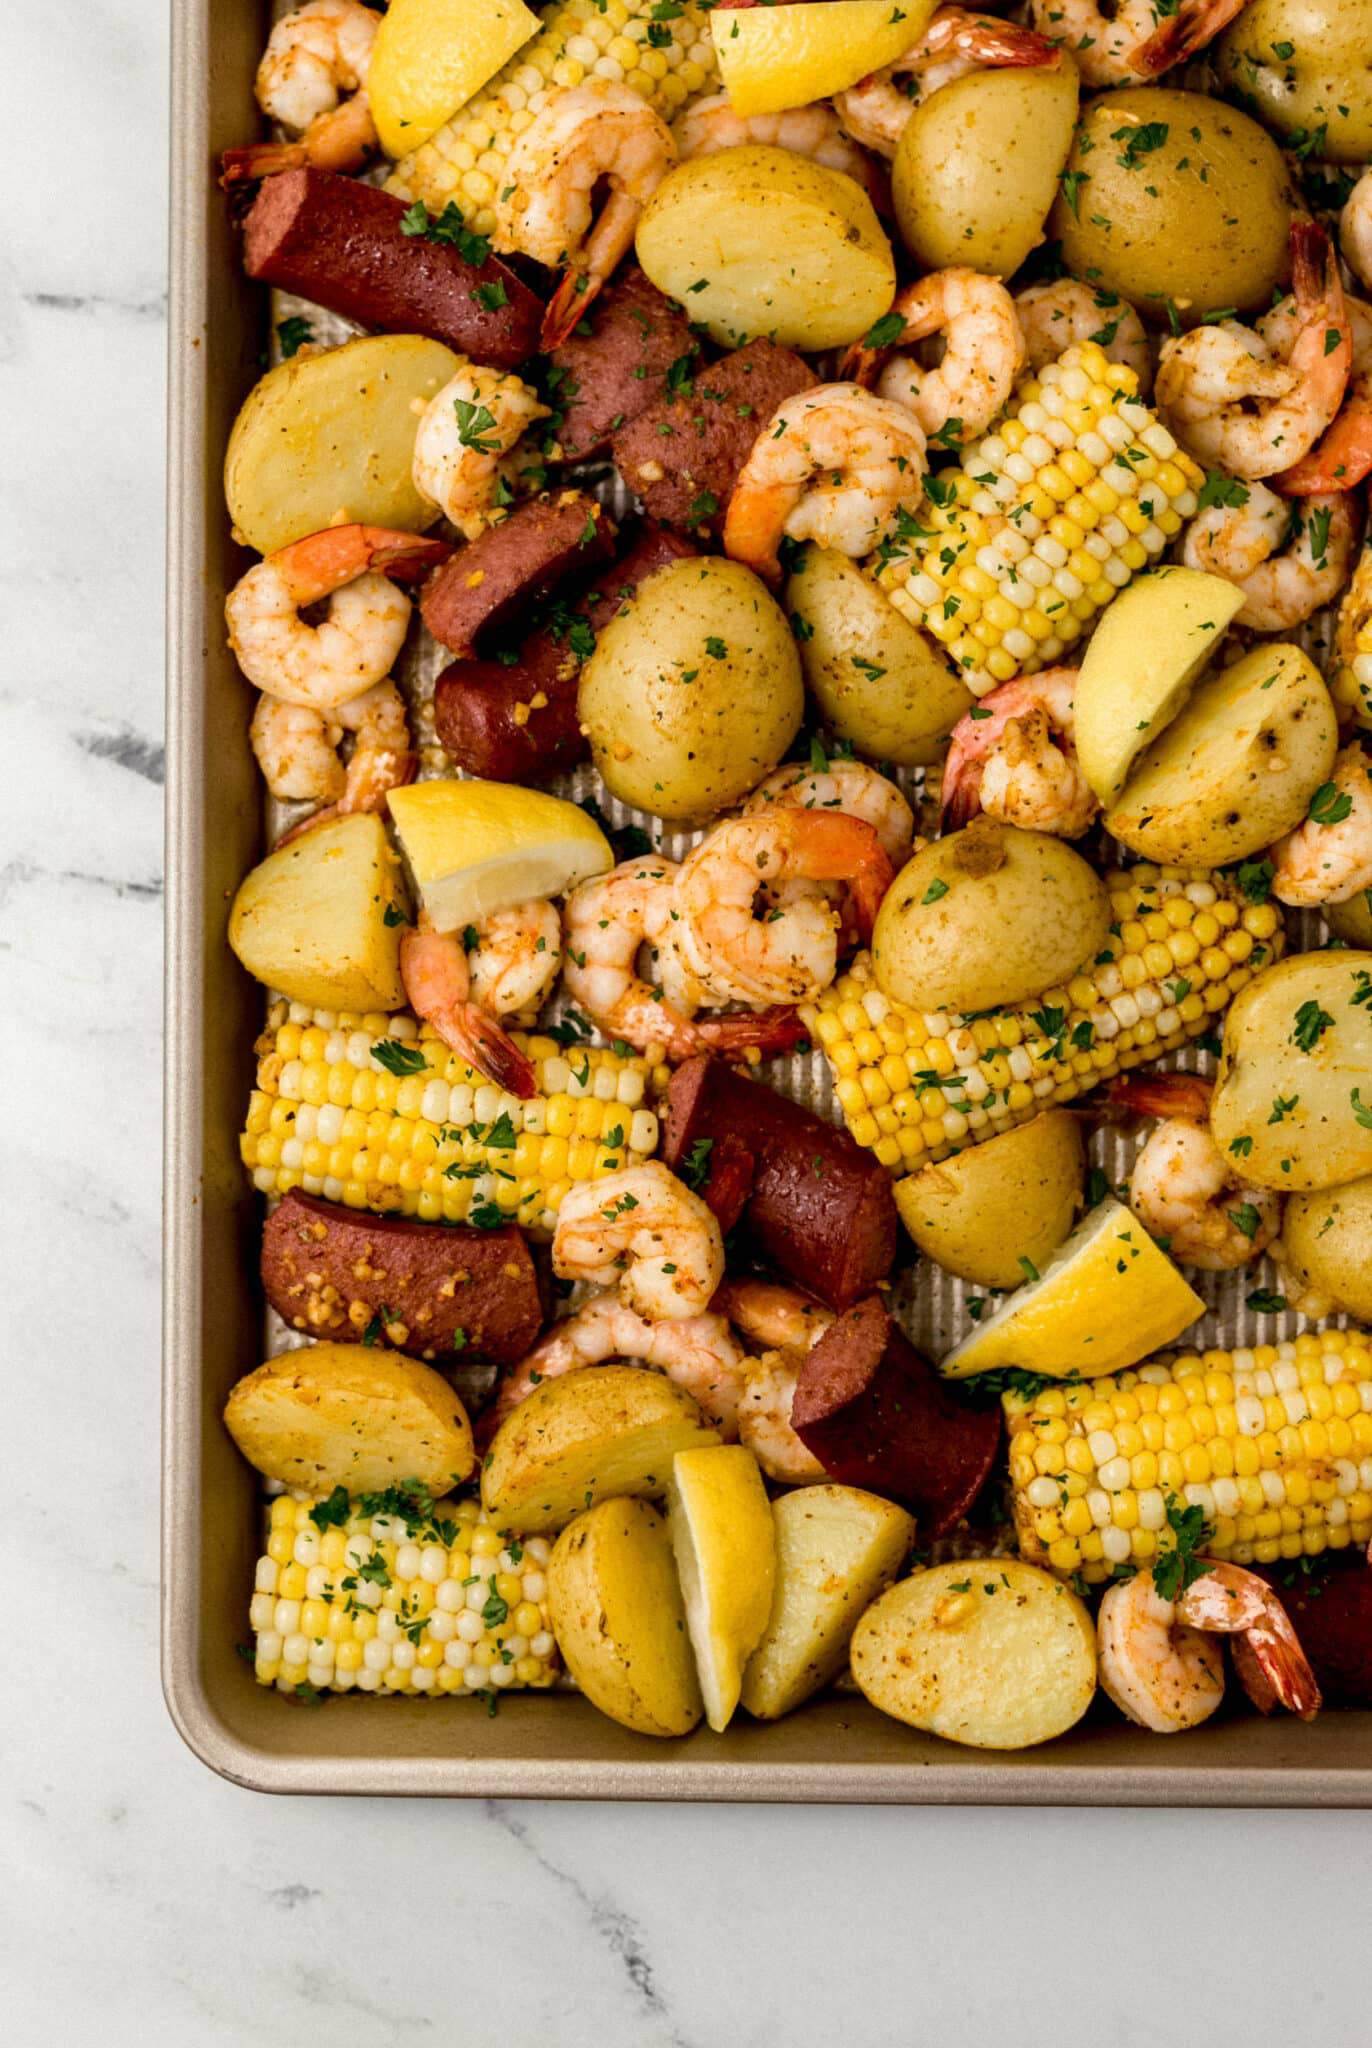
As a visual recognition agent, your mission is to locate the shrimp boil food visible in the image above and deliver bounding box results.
[215,0,1372,1752]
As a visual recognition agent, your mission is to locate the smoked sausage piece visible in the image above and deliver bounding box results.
[547,267,696,462]
[420,494,615,657]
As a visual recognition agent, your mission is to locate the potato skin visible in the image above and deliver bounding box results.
[223,1342,474,1494]
[1218,0,1372,164]
[1327,891,1372,947]
[1051,88,1295,322]
[784,546,972,767]
[1280,1176,1372,1319]
[548,1498,704,1737]
[229,812,407,1013]
[871,823,1110,1013]
[578,556,803,820]
[1210,952,1372,1190]
[895,1111,1084,1288]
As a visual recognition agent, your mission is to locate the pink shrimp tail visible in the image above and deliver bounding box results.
[220,142,310,187]
[1180,1564,1323,1721]
[445,1004,540,1099]
[540,265,602,351]
[1103,1072,1214,1122]
[273,749,419,849]
[1273,403,1372,496]
[1134,0,1248,74]
[966,18,1060,67]
[696,1005,807,1058]
[775,811,893,935]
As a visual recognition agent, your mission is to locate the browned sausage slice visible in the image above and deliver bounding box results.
[420,493,616,657]
[548,267,697,462]
[242,167,543,370]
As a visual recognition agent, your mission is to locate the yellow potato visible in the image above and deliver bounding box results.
[1280,1176,1372,1320]
[228,813,408,1012]
[547,1498,704,1737]
[850,1560,1097,1749]
[740,1486,915,1721]
[1327,890,1372,946]
[1218,0,1372,164]
[480,1365,721,1532]
[223,1342,474,1494]
[1210,952,1372,1190]
[224,334,459,554]
[636,146,895,351]
[894,1111,1084,1288]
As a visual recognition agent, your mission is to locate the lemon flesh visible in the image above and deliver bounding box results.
[387,780,611,933]
[368,0,540,160]
[939,1196,1204,1382]
[666,1447,776,1732]
[712,0,940,116]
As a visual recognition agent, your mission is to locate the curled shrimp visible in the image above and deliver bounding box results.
[1270,743,1372,908]
[715,1279,833,1483]
[221,0,378,183]
[940,669,1096,836]
[1028,0,1246,86]
[673,810,894,1009]
[1182,483,1359,631]
[225,524,448,707]
[672,93,877,198]
[1274,298,1372,497]
[252,679,416,825]
[498,84,677,350]
[481,1284,746,1441]
[561,858,804,1061]
[1109,1073,1281,1270]
[398,910,557,1101]
[742,759,917,950]
[723,383,928,583]
[1098,1562,1320,1733]
[1341,168,1372,295]
[551,1161,725,1320]
[411,363,549,540]
[840,270,1025,445]
[835,9,1057,158]
[1155,223,1351,481]
[1014,279,1153,395]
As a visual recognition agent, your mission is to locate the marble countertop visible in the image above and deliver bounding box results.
[5,6,1368,2041]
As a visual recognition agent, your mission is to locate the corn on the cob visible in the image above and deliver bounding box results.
[1333,541,1372,727]
[1007,1331,1372,1583]
[872,342,1205,695]
[249,1489,560,1696]
[240,1000,666,1233]
[383,0,719,234]
[802,867,1283,1178]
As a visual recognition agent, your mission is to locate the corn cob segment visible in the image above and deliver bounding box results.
[802,868,1283,1178]
[872,343,1205,695]
[1333,541,1372,728]
[383,0,719,234]
[1007,1331,1372,1583]
[240,1000,666,1233]
[250,1490,560,1695]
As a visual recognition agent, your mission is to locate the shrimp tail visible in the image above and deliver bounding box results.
[274,748,419,848]
[967,18,1060,66]
[1134,0,1248,73]
[540,189,641,348]
[1102,1072,1215,1121]
[1272,397,1372,496]
[696,1005,807,1058]
[1231,1615,1323,1721]
[940,764,984,832]
[541,266,598,351]
[220,141,310,187]
[443,1004,541,1100]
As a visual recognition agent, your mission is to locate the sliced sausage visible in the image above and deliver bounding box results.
[661,1055,897,1310]
[261,1189,543,1366]
[1251,1556,1372,1708]
[548,267,697,463]
[241,167,542,370]
[420,493,616,657]
[791,1296,1002,1538]
[432,521,696,781]
[611,339,816,533]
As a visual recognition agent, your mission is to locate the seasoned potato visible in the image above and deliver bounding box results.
[740,1486,915,1721]
[1104,644,1337,866]
[1051,88,1295,321]
[224,333,460,554]
[635,145,895,351]
[1327,890,1372,946]
[480,1365,721,1532]
[577,556,802,820]
[1218,0,1372,164]
[871,823,1110,1012]
[893,61,1079,277]
[1210,953,1372,1190]
[223,1342,474,1494]
[547,1498,704,1737]
[850,1560,1097,1749]
[784,546,972,766]
[228,813,408,1012]
[1280,1176,1372,1320]
[894,1111,1084,1288]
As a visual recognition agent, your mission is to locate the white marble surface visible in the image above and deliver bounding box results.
[4,7,1370,2042]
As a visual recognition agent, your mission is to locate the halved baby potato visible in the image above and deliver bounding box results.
[548,1497,704,1737]
[228,812,408,1012]
[894,1110,1084,1289]
[223,1342,475,1494]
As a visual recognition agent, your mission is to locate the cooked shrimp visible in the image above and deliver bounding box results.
[742,760,916,867]
[673,811,895,1008]
[482,1284,746,1439]
[723,383,928,582]
[1110,1073,1281,1270]
[1014,279,1153,393]
[411,364,549,540]
[468,899,563,1019]
[1029,0,1246,87]
[1183,484,1358,630]
[1270,743,1372,907]
[1341,168,1372,294]
[225,524,447,707]
[1098,1561,1319,1732]
[840,270,1025,445]
[551,1161,725,1320]
[251,679,416,822]
[1275,298,1372,496]
[715,1279,834,1483]
[221,0,378,182]
[835,9,1057,157]
[398,914,542,1101]
[1155,223,1351,480]
[498,84,677,349]
[561,858,804,1060]
[941,669,1096,836]
[673,93,875,194]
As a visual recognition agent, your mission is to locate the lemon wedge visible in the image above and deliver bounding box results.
[368,0,540,160]
[712,0,940,117]
[667,1446,776,1732]
[939,1196,1204,1382]
[387,780,612,932]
